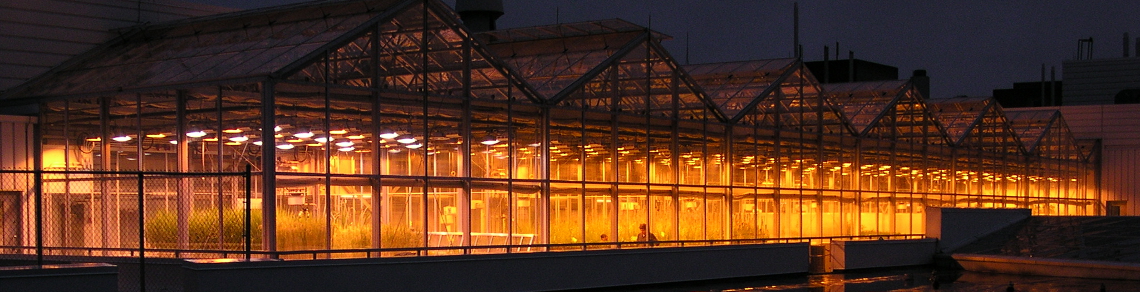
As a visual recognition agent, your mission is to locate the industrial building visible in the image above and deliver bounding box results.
[0,0,1097,260]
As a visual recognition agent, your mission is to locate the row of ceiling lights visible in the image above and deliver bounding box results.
[96,126,506,152]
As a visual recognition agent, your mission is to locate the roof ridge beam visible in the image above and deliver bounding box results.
[423,0,544,104]
[547,31,650,104]
[727,61,800,124]
[272,0,417,80]
[645,39,728,122]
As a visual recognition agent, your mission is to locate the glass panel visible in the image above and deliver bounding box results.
[649,186,675,243]
[583,184,613,244]
[678,186,704,241]
[380,178,424,249]
[548,182,582,245]
[616,184,647,243]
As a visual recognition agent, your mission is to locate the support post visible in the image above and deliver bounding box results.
[261,81,278,257]
[137,172,146,292]
[244,164,252,260]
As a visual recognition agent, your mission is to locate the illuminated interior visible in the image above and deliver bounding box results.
[10,0,1096,256]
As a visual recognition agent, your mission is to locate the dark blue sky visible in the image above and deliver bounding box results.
[190,0,1140,99]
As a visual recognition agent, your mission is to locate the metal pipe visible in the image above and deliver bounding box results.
[848,51,854,82]
[824,46,830,83]
[1050,66,1057,106]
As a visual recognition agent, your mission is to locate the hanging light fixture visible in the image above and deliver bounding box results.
[335,141,354,147]
[110,127,132,142]
[378,128,399,139]
[293,127,314,139]
[396,134,417,144]
[112,133,132,142]
[276,143,295,150]
[338,146,355,152]
[480,134,500,145]
[229,135,249,142]
[315,136,333,143]
[406,142,423,149]
[186,127,207,138]
[253,141,263,146]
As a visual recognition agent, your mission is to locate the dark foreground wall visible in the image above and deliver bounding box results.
[954,254,1140,281]
[183,244,810,292]
[0,263,118,292]
[925,207,1031,253]
[829,239,937,271]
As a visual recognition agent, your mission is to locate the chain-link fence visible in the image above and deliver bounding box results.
[0,167,252,292]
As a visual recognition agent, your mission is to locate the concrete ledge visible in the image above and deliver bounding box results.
[953,254,1140,280]
[183,243,810,292]
[0,263,118,292]
[829,238,936,271]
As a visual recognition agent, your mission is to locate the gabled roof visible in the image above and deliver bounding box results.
[1005,108,1081,160]
[686,59,849,133]
[824,80,909,134]
[281,0,539,102]
[481,19,722,120]
[927,97,1022,153]
[824,80,950,144]
[684,59,796,119]
[7,0,410,99]
[479,20,648,102]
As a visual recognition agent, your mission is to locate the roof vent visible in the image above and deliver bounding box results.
[456,0,504,32]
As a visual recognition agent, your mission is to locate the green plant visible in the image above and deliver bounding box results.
[144,209,263,250]
[379,224,422,248]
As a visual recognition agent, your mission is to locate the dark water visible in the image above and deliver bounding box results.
[583,267,1140,292]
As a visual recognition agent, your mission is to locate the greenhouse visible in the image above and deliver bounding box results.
[0,0,1096,258]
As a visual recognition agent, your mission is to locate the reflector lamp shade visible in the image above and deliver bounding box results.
[396,135,417,144]
[378,129,399,139]
[480,135,499,145]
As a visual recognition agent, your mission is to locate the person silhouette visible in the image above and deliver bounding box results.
[636,224,658,246]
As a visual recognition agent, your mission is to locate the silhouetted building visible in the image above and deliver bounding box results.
[993,81,1063,108]
[804,59,898,84]
[1064,58,1140,105]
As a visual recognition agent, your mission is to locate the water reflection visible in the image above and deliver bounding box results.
[582,267,1140,292]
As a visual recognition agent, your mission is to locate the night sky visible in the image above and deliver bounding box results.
[189,0,1140,99]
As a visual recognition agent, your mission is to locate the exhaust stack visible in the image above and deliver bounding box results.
[456,0,504,32]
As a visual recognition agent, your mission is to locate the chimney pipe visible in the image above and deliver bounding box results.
[1040,64,1046,106]
[793,3,799,59]
[912,70,930,99]
[1050,66,1057,106]
[456,0,504,32]
[823,46,830,84]
[848,51,854,82]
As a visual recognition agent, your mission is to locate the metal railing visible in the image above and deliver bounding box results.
[1,234,925,262]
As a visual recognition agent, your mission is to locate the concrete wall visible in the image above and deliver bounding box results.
[828,238,936,271]
[0,263,118,292]
[182,244,810,292]
[954,253,1140,281]
[1059,104,1140,215]
[925,207,1031,253]
[1062,58,1140,105]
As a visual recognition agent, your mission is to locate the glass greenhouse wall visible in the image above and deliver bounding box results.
[3,0,1096,257]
